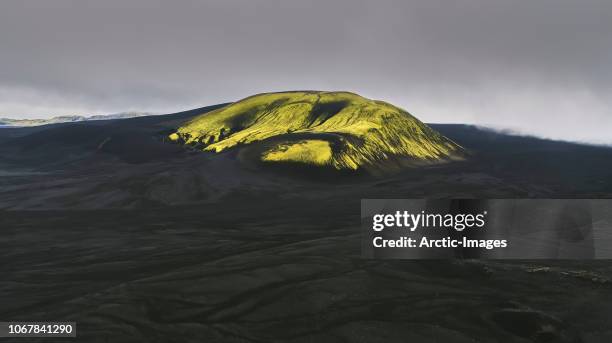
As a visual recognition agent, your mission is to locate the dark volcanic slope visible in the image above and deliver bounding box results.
[4,199,612,343]
[1,108,612,342]
[431,124,612,197]
[1,109,611,209]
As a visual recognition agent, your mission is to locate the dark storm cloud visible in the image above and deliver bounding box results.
[1,0,611,143]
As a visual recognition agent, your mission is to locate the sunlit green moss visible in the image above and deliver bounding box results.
[171,91,463,170]
[262,140,333,166]
[168,133,180,141]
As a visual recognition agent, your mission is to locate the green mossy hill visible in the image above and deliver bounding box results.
[169,91,464,171]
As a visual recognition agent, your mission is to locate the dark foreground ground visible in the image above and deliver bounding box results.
[1,108,612,342]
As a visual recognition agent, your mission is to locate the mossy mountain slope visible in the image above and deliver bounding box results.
[169,91,463,171]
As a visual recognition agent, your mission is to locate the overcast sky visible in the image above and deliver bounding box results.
[1,0,610,143]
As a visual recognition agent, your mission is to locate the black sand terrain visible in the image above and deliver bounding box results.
[1,106,612,342]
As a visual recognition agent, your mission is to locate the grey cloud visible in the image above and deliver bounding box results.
[0,0,611,143]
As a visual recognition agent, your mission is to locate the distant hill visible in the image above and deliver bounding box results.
[169,91,464,172]
[1,100,611,209]
[0,112,153,127]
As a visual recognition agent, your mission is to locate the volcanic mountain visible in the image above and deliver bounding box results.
[169,91,464,172]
